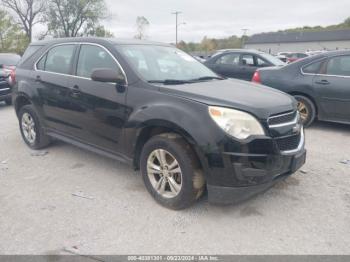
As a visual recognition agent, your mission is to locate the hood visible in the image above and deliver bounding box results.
[160,79,296,120]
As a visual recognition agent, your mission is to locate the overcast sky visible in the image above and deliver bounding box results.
[102,0,350,43]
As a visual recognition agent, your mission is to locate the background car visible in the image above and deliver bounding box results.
[0,53,21,105]
[276,54,288,63]
[252,50,350,126]
[205,49,285,81]
[283,52,309,63]
[306,50,328,56]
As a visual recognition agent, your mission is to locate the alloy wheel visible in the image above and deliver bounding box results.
[297,101,309,122]
[21,112,36,144]
[147,149,182,199]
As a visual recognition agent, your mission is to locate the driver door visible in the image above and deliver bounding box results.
[68,44,128,153]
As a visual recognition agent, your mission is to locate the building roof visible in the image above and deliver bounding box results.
[246,29,350,44]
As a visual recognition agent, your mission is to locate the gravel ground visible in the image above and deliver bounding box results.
[0,101,349,255]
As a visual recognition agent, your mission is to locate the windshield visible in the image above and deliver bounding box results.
[260,53,285,66]
[0,54,21,66]
[117,45,218,82]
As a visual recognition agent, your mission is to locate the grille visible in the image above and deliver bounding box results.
[268,111,297,126]
[276,134,301,151]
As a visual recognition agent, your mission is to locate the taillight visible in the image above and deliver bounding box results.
[252,71,261,84]
[3,66,16,85]
[9,68,16,85]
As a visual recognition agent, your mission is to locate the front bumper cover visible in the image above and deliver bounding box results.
[207,148,306,205]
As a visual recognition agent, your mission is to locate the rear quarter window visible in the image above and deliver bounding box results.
[20,45,43,63]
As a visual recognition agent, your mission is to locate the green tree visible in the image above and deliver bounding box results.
[0,9,29,54]
[201,36,217,52]
[85,24,114,37]
[135,16,150,40]
[1,0,46,42]
[45,0,107,37]
[344,17,350,27]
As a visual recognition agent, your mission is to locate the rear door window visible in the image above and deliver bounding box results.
[36,54,47,70]
[38,45,76,75]
[215,53,240,65]
[241,54,255,66]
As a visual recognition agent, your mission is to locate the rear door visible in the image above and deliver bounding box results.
[34,44,85,137]
[313,55,350,121]
[209,53,241,79]
[68,43,128,153]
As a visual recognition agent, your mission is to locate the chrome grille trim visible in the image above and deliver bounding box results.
[268,111,299,128]
[280,127,305,155]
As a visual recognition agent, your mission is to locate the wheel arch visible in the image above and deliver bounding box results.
[14,93,32,117]
[132,120,201,171]
[288,91,318,116]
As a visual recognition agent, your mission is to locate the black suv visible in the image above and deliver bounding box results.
[13,38,306,209]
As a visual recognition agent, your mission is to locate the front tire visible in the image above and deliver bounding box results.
[140,134,205,210]
[294,95,316,127]
[19,105,51,150]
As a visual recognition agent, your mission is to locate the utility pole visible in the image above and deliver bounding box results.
[172,11,182,46]
[241,28,249,48]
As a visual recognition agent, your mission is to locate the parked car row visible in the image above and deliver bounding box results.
[252,50,350,126]
[11,38,306,209]
[194,48,350,128]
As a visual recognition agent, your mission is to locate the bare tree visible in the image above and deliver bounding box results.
[135,16,150,40]
[46,0,107,37]
[1,0,46,42]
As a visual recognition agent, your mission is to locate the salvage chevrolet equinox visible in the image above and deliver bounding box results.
[13,38,306,209]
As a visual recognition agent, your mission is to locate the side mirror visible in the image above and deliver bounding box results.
[91,68,126,85]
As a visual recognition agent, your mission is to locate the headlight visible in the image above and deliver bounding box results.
[208,106,265,140]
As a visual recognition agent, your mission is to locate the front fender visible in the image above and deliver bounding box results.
[122,91,227,179]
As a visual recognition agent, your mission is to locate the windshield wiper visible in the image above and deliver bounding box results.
[147,79,191,85]
[189,76,225,82]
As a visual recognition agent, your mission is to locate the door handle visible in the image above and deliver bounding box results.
[315,80,330,85]
[71,85,81,98]
[35,75,42,82]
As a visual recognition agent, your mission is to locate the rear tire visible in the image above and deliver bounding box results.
[294,95,316,127]
[19,105,51,150]
[140,133,205,210]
